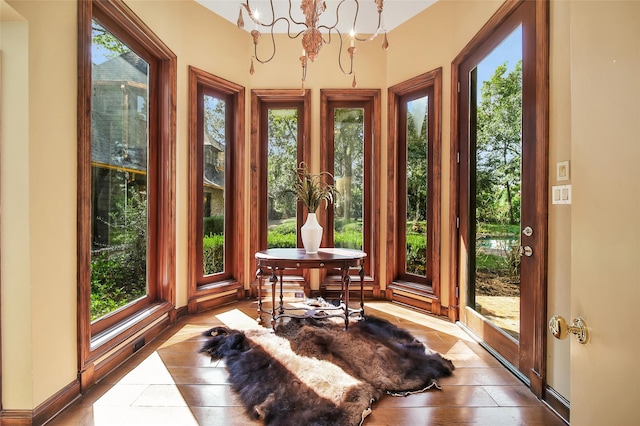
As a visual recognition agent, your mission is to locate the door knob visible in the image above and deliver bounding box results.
[548,315,589,344]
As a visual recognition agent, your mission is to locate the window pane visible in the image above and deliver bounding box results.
[334,108,364,250]
[473,25,523,339]
[91,21,148,320]
[203,94,226,275]
[267,108,298,248]
[405,96,428,277]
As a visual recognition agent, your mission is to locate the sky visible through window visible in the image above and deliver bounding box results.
[477,25,522,86]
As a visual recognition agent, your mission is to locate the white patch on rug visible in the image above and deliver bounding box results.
[244,328,364,406]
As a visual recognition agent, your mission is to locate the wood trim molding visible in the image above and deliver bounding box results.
[543,385,570,424]
[386,69,442,309]
[32,381,81,426]
[187,66,245,301]
[531,0,550,400]
[77,0,177,393]
[449,0,549,400]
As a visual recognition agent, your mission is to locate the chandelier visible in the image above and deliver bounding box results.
[237,0,389,88]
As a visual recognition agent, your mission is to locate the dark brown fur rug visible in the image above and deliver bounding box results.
[199,316,455,426]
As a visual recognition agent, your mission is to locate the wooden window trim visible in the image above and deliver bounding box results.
[77,0,176,373]
[187,66,245,299]
[320,89,381,289]
[387,69,442,302]
[249,89,311,282]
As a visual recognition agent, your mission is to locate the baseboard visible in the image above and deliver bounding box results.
[33,380,81,426]
[543,385,570,424]
[0,410,32,426]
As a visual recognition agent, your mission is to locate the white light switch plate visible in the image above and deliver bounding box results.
[552,185,572,204]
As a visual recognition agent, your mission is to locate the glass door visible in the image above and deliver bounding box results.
[470,26,523,341]
[455,0,548,389]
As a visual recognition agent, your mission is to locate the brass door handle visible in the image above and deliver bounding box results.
[549,315,589,344]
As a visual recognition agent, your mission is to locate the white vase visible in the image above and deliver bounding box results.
[301,212,323,254]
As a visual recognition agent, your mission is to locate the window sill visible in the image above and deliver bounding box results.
[90,301,173,355]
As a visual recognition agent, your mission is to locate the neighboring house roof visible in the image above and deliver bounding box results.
[91,51,148,173]
[203,131,225,189]
[92,50,148,84]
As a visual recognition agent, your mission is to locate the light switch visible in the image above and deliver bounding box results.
[552,185,571,205]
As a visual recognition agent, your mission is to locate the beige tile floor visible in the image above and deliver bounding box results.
[47,300,566,426]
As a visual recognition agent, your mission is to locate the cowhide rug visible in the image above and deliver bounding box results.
[199,316,455,426]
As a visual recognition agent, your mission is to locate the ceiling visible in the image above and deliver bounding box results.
[195,0,437,35]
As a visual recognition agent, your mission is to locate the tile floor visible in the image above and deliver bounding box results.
[47,300,566,426]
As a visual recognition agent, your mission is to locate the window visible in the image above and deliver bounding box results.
[249,90,311,281]
[266,107,301,249]
[387,70,442,312]
[78,0,176,383]
[320,89,381,289]
[188,67,244,300]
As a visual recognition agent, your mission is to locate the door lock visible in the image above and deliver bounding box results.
[522,226,533,237]
[519,246,533,257]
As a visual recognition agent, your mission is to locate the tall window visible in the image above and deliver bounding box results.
[320,89,381,285]
[188,67,244,296]
[249,90,310,278]
[78,0,176,379]
[387,70,442,310]
[267,108,300,249]
[90,20,150,321]
[333,108,365,251]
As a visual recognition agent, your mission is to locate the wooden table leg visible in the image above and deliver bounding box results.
[342,266,350,330]
[256,267,264,324]
[359,265,365,318]
[278,268,285,315]
[270,269,278,329]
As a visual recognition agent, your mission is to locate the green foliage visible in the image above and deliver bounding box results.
[203,216,224,236]
[335,229,363,250]
[90,252,146,320]
[406,233,427,275]
[333,108,364,221]
[267,109,299,219]
[90,192,147,320]
[406,99,429,221]
[474,221,521,279]
[267,218,297,248]
[476,60,523,226]
[203,234,224,275]
[269,219,297,235]
[268,233,297,248]
[475,251,505,271]
[92,20,128,58]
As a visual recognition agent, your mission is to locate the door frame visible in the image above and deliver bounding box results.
[449,0,549,397]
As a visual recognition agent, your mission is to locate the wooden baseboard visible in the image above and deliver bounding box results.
[543,385,570,424]
[32,380,81,426]
[0,410,32,426]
